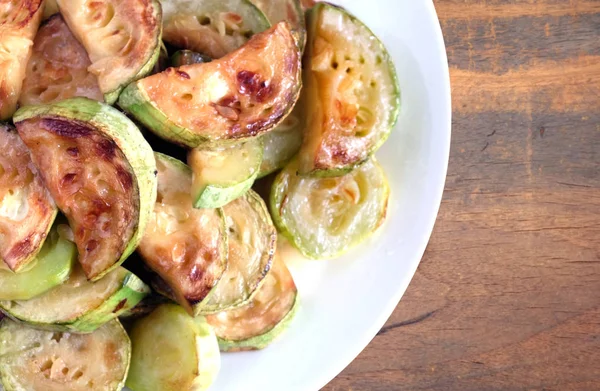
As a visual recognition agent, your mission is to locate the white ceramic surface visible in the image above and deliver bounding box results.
[212,1,451,390]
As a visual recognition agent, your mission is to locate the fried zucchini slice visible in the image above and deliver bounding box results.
[299,3,400,176]
[119,21,302,147]
[207,253,298,351]
[252,0,305,50]
[271,157,389,259]
[198,190,276,314]
[0,223,75,301]
[13,98,157,281]
[20,14,102,106]
[188,139,263,208]
[126,304,220,391]
[137,153,228,316]
[0,265,149,333]
[0,124,57,272]
[161,0,270,59]
[170,49,212,67]
[0,0,44,120]
[258,105,303,177]
[56,0,162,103]
[0,319,130,391]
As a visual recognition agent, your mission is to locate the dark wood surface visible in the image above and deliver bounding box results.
[324,1,600,390]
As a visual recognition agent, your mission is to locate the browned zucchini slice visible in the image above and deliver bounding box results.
[56,0,162,103]
[251,0,305,51]
[206,253,298,351]
[119,21,302,147]
[0,0,44,119]
[137,153,228,316]
[0,124,56,272]
[20,15,102,106]
[14,98,157,281]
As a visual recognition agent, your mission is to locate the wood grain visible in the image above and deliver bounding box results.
[324,1,600,390]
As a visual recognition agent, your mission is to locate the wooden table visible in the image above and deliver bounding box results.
[324,1,600,389]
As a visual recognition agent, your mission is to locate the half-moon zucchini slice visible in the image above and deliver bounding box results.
[137,153,228,316]
[119,21,302,147]
[251,0,305,51]
[198,190,276,314]
[0,0,44,120]
[206,253,298,351]
[0,223,75,301]
[0,319,130,391]
[188,138,263,208]
[270,157,389,259]
[0,124,57,272]
[161,0,270,59]
[126,304,220,391]
[13,98,157,281]
[0,265,150,333]
[20,14,103,106]
[298,3,400,176]
[56,0,162,103]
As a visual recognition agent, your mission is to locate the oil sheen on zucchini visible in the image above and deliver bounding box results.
[271,157,389,259]
[14,98,157,281]
[161,0,270,59]
[299,3,400,176]
[207,253,298,351]
[0,0,44,120]
[126,304,220,391]
[56,0,162,103]
[119,21,302,147]
[0,224,75,301]
[20,14,102,106]
[251,0,305,51]
[198,190,276,314]
[0,124,57,272]
[0,319,130,391]
[137,153,228,316]
[0,265,149,333]
[188,139,263,208]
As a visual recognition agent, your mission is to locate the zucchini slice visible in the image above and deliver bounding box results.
[137,153,228,316]
[188,139,263,208]
[270,157,389,259]
[119,21,302,147]
[251,0,305,51]
[0,0,44,120]
[56,0,162,103]
[0,319,130,391]
[170,50,212,67]
[161,0,270,59]
[299,3,400,176]
[126,304,220,391]
[20,14,103,106]
[207,253,298,351]
[198,190,276,314]
[14,98,157,281]
[0,223,75,301]
[0,124,57,272]
[0,265,149,333]
[258,105,303,177]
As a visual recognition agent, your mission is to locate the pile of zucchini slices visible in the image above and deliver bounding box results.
[0,0,398,389]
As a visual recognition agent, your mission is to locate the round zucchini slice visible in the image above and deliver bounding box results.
[170,50,212,67]
[0,0,44,120]
[14,98,157,281]
[0,319,130,391]
[271,157,389,259]
[298,3,400,176]
[0,124,57,272]
[251,0,305,51]
[207,253,298,351]
[126,304,220,391]
[119,21,302,147]
[198,190,276,314]
[137,153,228,316]
[188,139,263,208]
[0,265,150,333]
[258,105,303,177]
[0,223,75,301]
[56,0,162,103]
[20,14,103,106]
[162,0,270,59]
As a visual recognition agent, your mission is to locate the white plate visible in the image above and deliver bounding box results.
[213,1,451,390]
